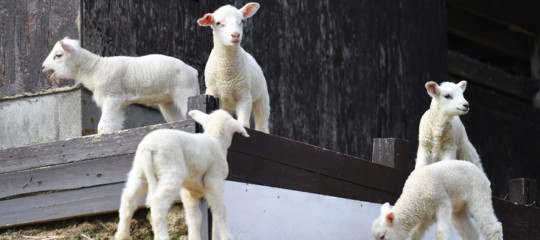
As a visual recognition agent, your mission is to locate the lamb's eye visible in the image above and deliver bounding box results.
[380,235,385,240]
[54,54,62,59]
[216,21,222,26]
[444,94,452,100]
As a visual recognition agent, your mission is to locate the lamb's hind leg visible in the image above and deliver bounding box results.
[150,184,181,240]
[203,176,233,240]
[181,188,204,240]
[452,208,479,240]
[115,168,148,240]
[468,198,503,240]
[435,200,453,240]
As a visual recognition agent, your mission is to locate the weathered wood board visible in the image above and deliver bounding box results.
[0,0,79,98]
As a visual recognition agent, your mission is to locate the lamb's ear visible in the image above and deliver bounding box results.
[234,121,250,137]
[240,2,260,19]
[189,110,210,125]
[197,13,214,26]
[458,80,467,92]
[60,40,78,54]
[425,81,440,97]
[380,202,392,215]
[385,212,395,226]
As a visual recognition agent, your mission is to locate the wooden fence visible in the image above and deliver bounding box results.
[0,95,539,239]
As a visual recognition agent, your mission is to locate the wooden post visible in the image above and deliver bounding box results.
[509,178,537,206]
[187,95,220,133]
[372,138,409,173]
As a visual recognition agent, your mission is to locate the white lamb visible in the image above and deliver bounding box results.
[198,2,270,133]
[415,80,483,170]
[115,109,249,240]
[41,38,200,134]
[372,160,503,240]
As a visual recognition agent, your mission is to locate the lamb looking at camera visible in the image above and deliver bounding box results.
[42,38,200,134]
[372,160,502,240]
[198,2,270,133]
[115,109,249,240]
[415,81,483,171]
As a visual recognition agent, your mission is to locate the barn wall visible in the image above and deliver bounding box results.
[0,0,79,97]
[80,0,448,163]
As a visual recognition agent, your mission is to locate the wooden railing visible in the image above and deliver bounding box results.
[0,95,538,239]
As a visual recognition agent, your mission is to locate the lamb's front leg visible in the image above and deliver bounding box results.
[97,97,125,134]
[236,94,252,129]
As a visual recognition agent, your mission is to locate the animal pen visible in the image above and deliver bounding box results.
[0,95,539,239]
[1,0,540,239]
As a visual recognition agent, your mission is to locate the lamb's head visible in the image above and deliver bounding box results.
[42,38,81,81]
[371,203,408,240]
[425,81,469,117]
[197,2,260,47]
[189,109,250,138]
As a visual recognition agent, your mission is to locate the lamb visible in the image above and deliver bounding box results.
[114,109,249,240]
[41,38,200,134]
[371,160,503,240]
[198,2,271,133]
[415,80,483,171]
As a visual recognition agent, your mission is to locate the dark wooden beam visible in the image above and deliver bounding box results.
[447,0,540,35]
[228,129,408,201]
[493,197,540,239]
[447,2,535,61]
[448,50,538,101]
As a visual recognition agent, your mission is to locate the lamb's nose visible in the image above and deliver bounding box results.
[231,32,240,39]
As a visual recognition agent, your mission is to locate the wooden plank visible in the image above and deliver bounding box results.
[448,50,538,101]
[0,154,133,200]
[447,3,534,61]
[371,138,410,173]
[227,151,401,204]
[0,120,196,174]
[229,129,407,196]
[493,198,540,239]
[0,183,126,228]
[509,178,537,206]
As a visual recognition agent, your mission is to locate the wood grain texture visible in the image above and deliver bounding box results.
[448,50,538,101]
[0,154,133,200]
[228,129,407,199]
[0,183,126,228]
[0,120,195,174]
[372,138,410,173]
[493,198,540,239]
[0,0,78,98]
[80,0,447,165]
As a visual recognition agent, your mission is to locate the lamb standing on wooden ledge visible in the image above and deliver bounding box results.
[115,110,249,240]
[415,80,483,171]
[372,160,503,240]
[198,2,271,133]
[42,38,200,134]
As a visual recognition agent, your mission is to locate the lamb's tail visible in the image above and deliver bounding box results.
[138,148,157,207]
